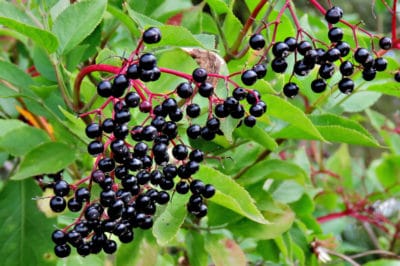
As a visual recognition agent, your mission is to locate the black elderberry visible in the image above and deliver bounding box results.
[323,48,341,62]
[162,98,177,113]
[85,123,102,139]
[202,184,216,198]
[283,82,299,98]
[68,198,82,212]
[246,90,261,104]
[297,41,312,56]
[108,199,125,220]
[187,124,201,139]
[362,68,376,81]
[114,109,131,125]
[126,64,140,80]
[339,61,354,76]
[97,80,112,98]
[200,127,215,140]
[338,78,354,94]
[153,105,167,117]
[139,53,157,70]
[53,180,70,197]
[152,143,168,158]
[354,48,370,64]
[362,55,375,68]
[335,41,350,57]
[395,71,400,82]
[143,27,162,44]
[311,79,327,93]
[206,117,220,131]
[162,121,178,139]
[54,244,71,258]
[74,222,90,237]
[163,164,178,179]
[232,87,247,101]
[293,60,311,76]
[141,125,158,141]
[241,69,258,85]
[325,6,343,24]
[284,36,297,52]
[194,204,208,218]
[319,63,335,79]
[119,229,134,243]
[140,67,161,82]
[151,116,166,131]
[156,191,170,204]
[244,115,256,127]
[186,103,201,118]
[328,27,343,42]
[127,157,143,171]
[271,57,288,73]
[315,48,327,64]
[77,243,91,256]
[190,179,205,194]
[379,37,392,50]
[189,194,203,206]
[113,124,129,139]
[98,157,115,173]
[170,108,183,123]
[100,189,116,207]
[125,91,140,108]
[249,103,264,117]
[50,196,66,212]
[303,49,318,65]
[198,82,214,97]
[172,144,188,160]
[112,74,129,98]
[249,33,265,50]
[272,42,290,57]
[176,82,193,98]
[89,241,103,254]
[374,57,388,72]
[75,187,90,202]
[87,141,104,155]
[110,139,128,155]
[215,104,229,118]
[176,181,190,194]
[102,118,115,133]
[52,230,67,245]
[130,125,143,141]
[67,230,83,247]
[231,104,245,119]
[187,160,200,175]
[137,170,151,185]
[224,96,239,112]
[253,64,267,79]
[160,178,174,190]
[192,68,208,83]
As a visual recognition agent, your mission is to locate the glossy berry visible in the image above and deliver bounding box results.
[283,82,299,98]
[224,96,239,112]
[325,6,343,24]
[335,41,350,57]
[293,60,310,76]
[98,157,115,172]
[97,80,112,98]
[284,37,297,52]
[85,123,102,138]
[200,127,215,140]
[143,27,161,44]
[374,57,387,72]
[241,69,258,85]
[271,57,288,73]
[87,141,104,155]
[140,67,161,82]
[311,79,327,93]
[253,64,267,79]
[328,27,343,42]
[176,82,193,98]
[198,82,214,97]
[187,124,201,139]
[112,74,129,97]
[192,68,208,83]
[50,196,66,213]
[395,72,400,82]
[202,184,215,198]
[114,109,131,124]
[272,42,290,57]
[102,118,115,133]
[172,144,188,160]
[125,91,140,108]
[244,115,256,127]
[297,41,312,56]
[176,181,190,194]
[249,103,265,117]
[249,34,265,50]
[232,87,247,101]
[75,187,90,202]
[338,78,354,94]
[206,117,220,131]
[54,244,71,258]
[139,53,157,70]
[246,90,261,104]
[53,180,70,197]
[303,49,318,65]
[68,198,82,212]
[189,149,204,162]
[319,63,335,79]
[354,48,370,64]
[339,61,354,76]
[186,103,201,118]
[126,64,140,79]
[362,68,376,81]
[52,230,67,245]
[323,48,341,62]
[379,37,392,50]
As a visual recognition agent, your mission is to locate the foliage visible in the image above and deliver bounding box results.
[1,0,400,265]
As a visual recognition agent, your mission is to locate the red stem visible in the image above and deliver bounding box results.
[392,0,398,46]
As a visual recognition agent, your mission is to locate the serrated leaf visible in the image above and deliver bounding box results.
[52,0,107,54]
[0,60,33,89]
[157,25,207,48]
[271,180,304,203]
[152,193,189,245]
[195,165,267,224]
[0,2,58,53]
[11,142,76,180]
[340,91,381,112]
[264,94,324,141]
[366,79,400,97]
[0,126,50,156]
[205,0,230,14]
[235,124,278,150]
[32,46,56,81]
[126,4,163,29]
[0,179,55,266]
[107,5,140,37]
[205,234,247,266]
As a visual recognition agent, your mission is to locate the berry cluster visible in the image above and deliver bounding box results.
[248,6,395,98]
[49,26,267,258]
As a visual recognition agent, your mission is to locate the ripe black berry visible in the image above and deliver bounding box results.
[328,27,343,42]
[232,87,247,101]
[319,63,335,79]
[187,124,201,139]
[139,53,157,70]
[253,64,267,79]
[354,48,370,64]
[395,71,400,82]
[325,6,343,24]
[200,127,215,140]
[202,184,215,198]
[335,41,350,57]
[143,27,162,44]
[54,244,71,258]
[297,41,312,56]
[102,118,115,133]
[293,60,310,76]
[68,198,82,212]
[244,115,256,127]
[52,230,67,245]
[85,123,102,139]
[112,74,129,97]
[156,191,170,204]
[246,90,261,104]
[271,57,288,73]
[283,82,299,98]
[249,34,265,50]
[190,179,205,194]
[206,117,220,131]
[362,68,376,81]
[339,61,354,76]
[284,37,297,52]
[272,42,290,57]
[125,91,140,108]
[162,98,177,113]
[87,140,104,155]
[192,68,208,83]
[139,100,152,113]
[189,149,204,162]
[141,125,158,141]
[176,181,190,194]
[379,37,392,50]
[114,109,131,124]
[126,64,140,79]
[140,67,161,82]
[215,104,229,118]
[98,157,115,172]
[75,187,91,202]
[198,82,214,97]
[249,103,264,117]
[186,103,201,118]
[97,80,112,98]
[311,79,327,93]
[50,196,66,213]
[176,82,193,98]
[241,69,258,85]
[54,180,70,197]
[338,78,354,94]
[172,144,188,160]
[374,57,387,72]
[323,48,341,62]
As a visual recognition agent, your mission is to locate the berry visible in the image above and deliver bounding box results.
[319,63,335,79]
[244,115,256,127]
[231,104,245,119]
[162,98,177,113]
[112,74,129,97]
[323,48,341,62]
[53,180,70,197]
[311,79,327,93]
[85,123,102,138]
[114,109,131,124]
[249,103,264,117]
[176,82,193,98]
[151,116,166,131]
[284,37,297,52]
[249,34,265,50]
[198,82,214,97]
[339,61,354,76]
[87,141,104,155]
[98,157,115,172]
[253,64,267,79]
[293,60,310,76]
[68,198,82,212]
[75,187,90,202]
[126,64,140,79]
[172,144,188,160]
[97,80,112,98]
[354,48,370,64]
[303,49,318,65]
[283,82,299,98]
[271,57,288,73]
[215,104,229,118]
[325,6,343,24]
[395,72,400,82]
[200,127,215,140]
[77,243,91,256]
[50,196,66,213]
[338,78,354,94]
[143,27,161,44]
[192,68,208,83]
[141,125,158,141]
[272,42,290,57]
[140,66,161,82]
[232,87,247,101]
[156,191,170,204]
[186,103,201,118]
[374,57,387,72]
[297,41,312,56]
[139,100,152,113]
[362,68,376,81]
[246,90,261,104]
[54,244,71,258]
[52,230,67,245]
[335,41,350,57]
[139,53,157,70]
[379,37,392,50]
[189,149,204,162]
[176,181,190,194]
[102,118,115,133]
[125,91,140,108]
[241,69,258,85]
[206,117,220,131]
[187,125,201,139]
[328,27,343,42]
[202,184,215,198]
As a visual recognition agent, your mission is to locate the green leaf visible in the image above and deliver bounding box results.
[264,94,324,141]
[0,119,27,138]
[195,165,267,224]
[205,0,230,14]
[0,126,50,156]
[0,2,58,53]
[52,0,107,54]
[107,4,140,37]
[11,142,76,180]
[340,91,381,112]
[157,25,208,48]
[364,260,400,266]
[152,193,189,245]
[186,232,208,266]
[222,10,243,47]
[366,79,400,97]
[375,155,400,188]
[0,179,56,266]
[116,231,158,266]
[205,234,247,266]
[126,4,163,29]
[0,60,33,89]
[235,124,278,150]
[32,46,57,82]
[271,180,305,203]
